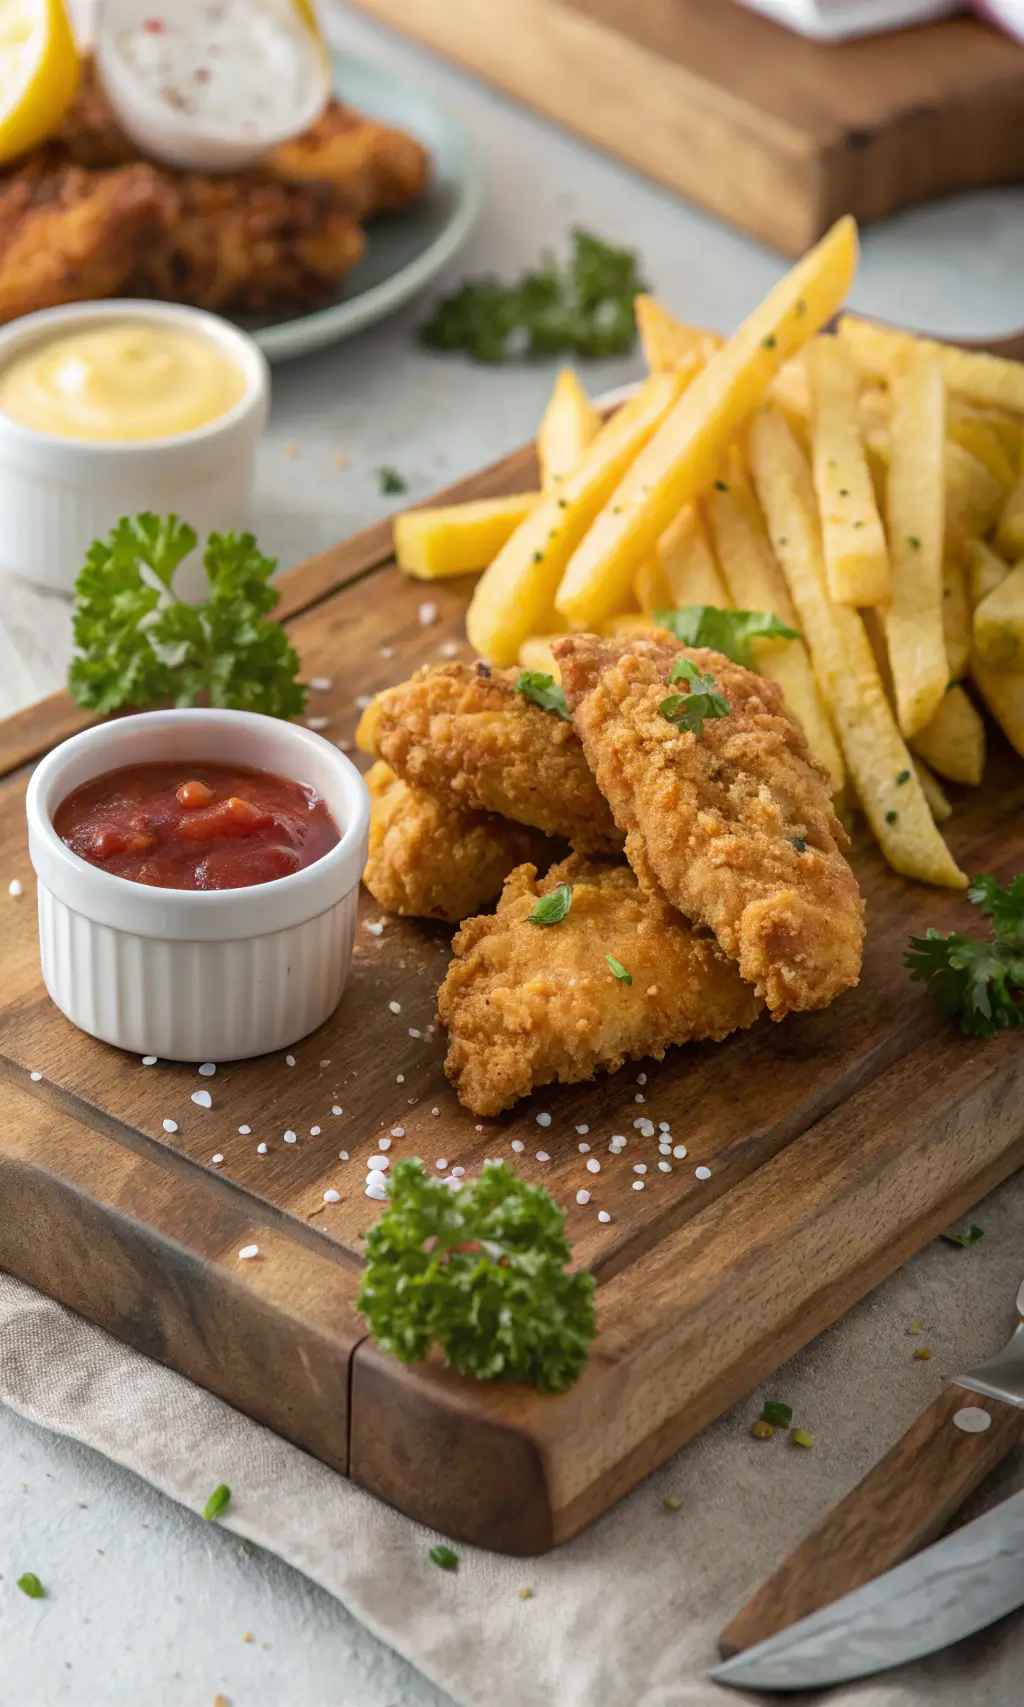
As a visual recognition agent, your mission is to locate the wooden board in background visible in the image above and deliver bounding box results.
[1,438,1022,1555]
[348,0,1024,254]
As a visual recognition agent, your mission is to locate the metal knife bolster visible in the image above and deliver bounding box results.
[956,1321,1024,1410]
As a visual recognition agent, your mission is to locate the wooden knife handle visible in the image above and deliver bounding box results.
[719,1383,1024,1659]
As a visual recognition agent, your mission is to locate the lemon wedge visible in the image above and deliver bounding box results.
[0,0,79,168]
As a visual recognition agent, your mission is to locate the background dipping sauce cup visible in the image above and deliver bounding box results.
[26,709,370,1062]
[0,300,269,598]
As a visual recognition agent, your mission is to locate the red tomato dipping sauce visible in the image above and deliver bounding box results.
[53,761,340,891]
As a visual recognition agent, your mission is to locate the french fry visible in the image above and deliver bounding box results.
[942,546,972,681]
[806,334,889,606]
[945,441,1006,540]
[555,216,860,627]
[884,347,949,738]
[996,471,1024,561]
[635,296,723,373]
[537,368,601,492]
[518,635,562,678]
[967,538,1010,609]
[973,562,1024,668]
[839,315,1024,414]
[944,399,1018,490]
[748,406,966,888]
[706,461,845,794]
[599,612,668,640]
[467,370,682,665]
[633,552,673,614]
[971,657,1024,759]
[910,684,986,786]
[912,757,952,822]
[394,493,540,580]
[658,506,730,608]
[766,354,811,422]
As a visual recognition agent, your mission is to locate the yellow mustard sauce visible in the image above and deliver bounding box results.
[0,322,246,441]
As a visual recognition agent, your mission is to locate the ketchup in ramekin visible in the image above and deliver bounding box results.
[53,760,339,891]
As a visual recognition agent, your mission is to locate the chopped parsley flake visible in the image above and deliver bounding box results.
[908,535,921,550]
[528,883,572,925]
[515,670,571,721]
[654,605,798,668]
[885,810,899,824]
[203,1484,231,1521]
[429,1545,459,1570]
[713,480,729,492]
[606,954,632,985]
[791,835,808,852]
[761,334,777,350]
[940,1223,985,1248]
[896,769,911,784]
[377,465,407,495]
[761,1400,793,1429]
[16,1573,45,1599]
[659,657,731,740]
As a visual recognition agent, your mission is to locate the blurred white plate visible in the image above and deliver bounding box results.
[734,0,962,40]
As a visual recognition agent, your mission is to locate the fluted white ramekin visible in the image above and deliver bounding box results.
[26,709,370,1062]
[0,300,269,598]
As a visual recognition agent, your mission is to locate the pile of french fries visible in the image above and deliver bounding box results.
[393,216,1024,889]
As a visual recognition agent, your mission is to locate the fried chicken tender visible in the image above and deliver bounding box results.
[363,761,555,923]
[357,661,622,854]
[267,102,429,215]
[0,164,175,324]
[555,634,864,1019]
[438,854,763,1115]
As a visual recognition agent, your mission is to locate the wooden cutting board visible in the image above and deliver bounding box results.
[1,438,1023,1556]
[347,0,1024,254]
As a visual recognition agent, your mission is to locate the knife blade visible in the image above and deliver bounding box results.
[710,1487,1024,1691]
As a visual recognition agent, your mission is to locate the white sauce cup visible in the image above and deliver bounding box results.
[0,300,269,598]
[26,709,370,1061]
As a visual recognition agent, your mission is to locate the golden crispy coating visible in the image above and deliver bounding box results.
[0,164,176,325]
[363,761,556,923]
[267,102,429,215]
[555,634,864,1019]
[357,661,622,854]
[438,853,762,1115]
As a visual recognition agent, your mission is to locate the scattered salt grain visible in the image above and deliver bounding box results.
[319,1059,331,1068]
[431,1107,440,1117]
[332,1105,342,1116]
[365,920,384,936]
[355,694,373,710]
[198,1062,216,1077]
[285,1054,296,1067]
[380,645,394,660]
[388,1001,402,1015]
[586,1159,600,1174]
[436,1158,449,1170]
[536,1112,552,1127]
[598,1210,611,1224]
[257,1143,268,1154]
[659,1121,670,1132]
[578,1142,591,1154]
[658,1161,672,1173]
[440,640,459,658]
[8,878,22,897]
[633,1163,647,1175]
[378,1137,392,1152]
[576,1190,591,1205]
[283,1130,297,1144]
[212,1154,224,1165]
[536,1151,550,1163]
[365,1180,388,1201]
[323,1189,340,1204]
[29,1071,42,1082]
[142,1055,157,1066]
[367,1155,389,1170]
[306,716,329,731]
[451,1166,465,1177]
[366,1168,388,1186]
[191,1090,212,1109]
[632,1180,645,1192]
[408,1027,422,1039]
[391,1126,405,1137]
[310,1125,321,1136]
[511,1139,524,1153]
[636,1073,647,1086]
[238,1245,259,1260]
[238,1124,251,1135]
[634,1094,645,1104]
[673,1144,687,1159]
[338,1150,349,1161]
[309,676,333,692]
[395,1074,405,1084]
[163,1119,178,1134]
[575,1124,589,1135]
[419,601,438,626]
[695,1165,711,1180]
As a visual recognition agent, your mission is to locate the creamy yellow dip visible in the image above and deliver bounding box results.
[0,322,246,441]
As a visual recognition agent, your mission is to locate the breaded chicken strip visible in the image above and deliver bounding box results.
[363,761,555,923]
[438,853,763,1115]
[267,102,429,215]
[0,165,175,324]
[357,661,622,854]
[555,634,864,1018]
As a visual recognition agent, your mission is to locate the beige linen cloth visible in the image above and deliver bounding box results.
[2,1172,1022,1707]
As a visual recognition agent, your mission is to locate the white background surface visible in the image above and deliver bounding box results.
[2,4,1024,1703]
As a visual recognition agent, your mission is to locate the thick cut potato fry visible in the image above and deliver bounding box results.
[658,505,730,607]
[635,295,723,373]
[967,538,1010,609]
[884,348,949,738]
[910,684,986,786]
[806,334,889,606]
[943,547,972,681]
[706,463,844,794]
[633,552,673,613]
[766,354,811,422]
[912,757,952,822]
[839,316,1024,414]
[555,216,860,628]
[518,634,562,678]
[467,370,682,665]
[394,493,540,580]
[748,407,965,889]
[973,562,1024,668]
[537,367,601,492]
[971,657,1024,758]
[945,400,1018,490]
[996,471,1024,561]
[945,441,1006,540]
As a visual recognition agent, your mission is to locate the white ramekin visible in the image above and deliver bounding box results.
[26,709,370,1062]
[0,300,270,598]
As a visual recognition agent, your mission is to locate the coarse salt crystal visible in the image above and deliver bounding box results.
[257,1143,268,1154]
[441,640,458,657]
[319,1060,331,1068]
[29,1071,42,1082]
[536,1151,550,1163]
[451,1165,465,1177]
[211,1153,224,1164]
[8,878,23,897]
[431,1107,440,1117]
[366,1168,388,1185]
[237,1124,250,1135]
[285,1054,296,1066]
[633,1163,647,1175]
[309,676,332,692]
[658,1160,672,1173]
[637,1073,647,1086]
[575,1124,589,1135]
[323,1189,340,1204]
[198,1062,216,1077]
[391,1126,405,1137]
[332,1105,342,1116]
[306,716,329,731]
[355,694,373,709]
[378,1137,392,1152]
[659,1121,670,1132]
[635,1094,645,1104]
[191,1090,212,1109]
[418,601,438,625]
[586,1159,600,1174]
[380,645,394,660]
[632,1179,645,1192]
[365,1181,387,1201]
[597,1210,611,1223]
[396,1074,405,1084]
[511,1139,524,1153]
[695,1165,711,1180]
[338,1150,349,1161]
[536,1112,551,1127]
[436,1158,449,1170]
[365,920,384,936]
[367,1155,389,1170]
[576,1189,591,1205]
[578,1142,591,1154]
[163,1119,178,1134]
[238,1245,259,1260]
[388,1000,401,1014]
[310,1126,321,1136]
[283,1130,297,1144]
[673,1144,687,1159]
[408,1027,422,1039]
[142,1055,157,1066]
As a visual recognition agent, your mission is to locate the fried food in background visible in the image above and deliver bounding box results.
[0,58,428,323]
[357,660,623,854]
[556,632,864,1018]
[363,760,557,924]
[438,853,763,1116]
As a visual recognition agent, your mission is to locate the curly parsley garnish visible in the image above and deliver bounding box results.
[420,229,647,362]
[528,882,572,925]
[357,1159,596,1394]
[654,605,799,668]
[68,514,305,720]
[659,656,731,740]
[515,669,571,721]
[905,874,1023,1038]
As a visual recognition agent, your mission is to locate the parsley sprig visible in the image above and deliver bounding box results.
[659,656,731,739]
[654,605,800,668]
[515,669,571,721]
[357,1159,596,1394]
[68,514,306,720]
[905,874,1024,1038]
[421,229,647,362]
